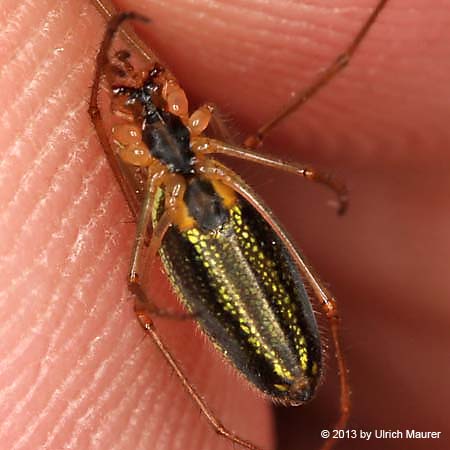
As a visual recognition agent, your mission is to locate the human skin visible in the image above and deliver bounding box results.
[0,1,449,450]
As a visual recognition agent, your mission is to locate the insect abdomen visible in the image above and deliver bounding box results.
[155,192,322,404]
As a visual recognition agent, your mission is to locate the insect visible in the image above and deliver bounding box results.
[88,1,389,449]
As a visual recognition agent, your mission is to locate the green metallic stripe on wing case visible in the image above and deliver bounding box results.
[184,204,309,378]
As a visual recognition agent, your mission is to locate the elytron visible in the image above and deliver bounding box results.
[89,1,390,449]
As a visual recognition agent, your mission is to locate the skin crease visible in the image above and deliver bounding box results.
[0,1,449,450]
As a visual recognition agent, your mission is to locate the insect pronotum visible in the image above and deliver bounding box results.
[89,1,390,449]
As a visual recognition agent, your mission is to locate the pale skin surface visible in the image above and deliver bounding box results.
[0,1,449,450]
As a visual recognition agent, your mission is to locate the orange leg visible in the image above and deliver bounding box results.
[128,172,193,320]
[244,0,390,149]
[197,159,351,450]
[192,137,348,215]
[192,102,237,144]
[88,12,150,217]
[146,174,187,259]
[134,306,262,450]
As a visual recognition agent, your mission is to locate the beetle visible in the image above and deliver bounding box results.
[88,1,390,449]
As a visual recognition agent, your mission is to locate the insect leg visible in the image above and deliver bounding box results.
[244,0,390,149]
[147,174,187,258]
[91,0,155,62]
[133,306,262,450]
[89,12,150,217]
[197,159,350,450]
[188,102,237,144]
[192,137,348,214]
[128,173,192,320]
[146,210,173,259]
[128,174,155,287]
